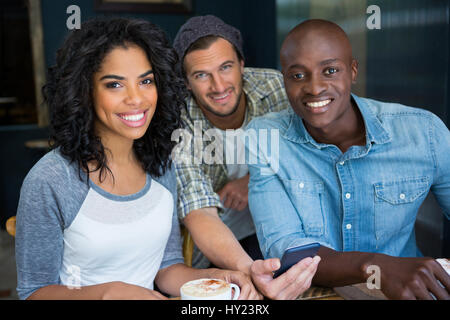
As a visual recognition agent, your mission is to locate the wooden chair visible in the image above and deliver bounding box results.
[1,216,15,298]
[5,216,16,237]
[181,225,194,267]
[5,215,195,267]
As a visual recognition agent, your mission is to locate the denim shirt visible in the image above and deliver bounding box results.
[245,94,450,259]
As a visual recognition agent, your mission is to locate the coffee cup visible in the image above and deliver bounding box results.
[180,278,240,300]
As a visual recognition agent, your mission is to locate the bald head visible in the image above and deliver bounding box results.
[279,19,359,134]
[281,19,354,71]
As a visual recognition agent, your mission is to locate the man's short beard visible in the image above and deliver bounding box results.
[199,78,244,118]
[202,91,243,118]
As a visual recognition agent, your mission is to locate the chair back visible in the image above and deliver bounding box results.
[6,216,16,237]
[181,226,193,267]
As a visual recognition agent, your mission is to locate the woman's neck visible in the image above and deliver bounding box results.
[89,127,141,183]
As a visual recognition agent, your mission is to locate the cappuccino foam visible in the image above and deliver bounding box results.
[181,278,230,297]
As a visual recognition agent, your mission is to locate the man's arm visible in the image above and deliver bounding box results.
[314,247,450,300]
[184,207,253,274]
[313,247,371,287]
[174,129,253,273]
[429,113,450,217]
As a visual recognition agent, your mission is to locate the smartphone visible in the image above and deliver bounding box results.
[273,242,320,278]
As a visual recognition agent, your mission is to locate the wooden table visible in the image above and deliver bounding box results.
[298,284,386,300]
[334,283,387,300]
[170,284,385,300]
[297,286,342,300]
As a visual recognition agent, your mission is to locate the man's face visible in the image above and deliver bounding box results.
[281,31,358,132]
[183,38,245,118]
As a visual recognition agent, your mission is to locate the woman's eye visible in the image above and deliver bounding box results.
[293,73,304,80]
[324,67,338,75]
[141,78,153,85]
[105,82,122,89]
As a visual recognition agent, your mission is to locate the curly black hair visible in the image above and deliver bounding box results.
[43,17,185,180]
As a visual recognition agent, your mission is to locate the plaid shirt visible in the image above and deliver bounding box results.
[175,67,289,220]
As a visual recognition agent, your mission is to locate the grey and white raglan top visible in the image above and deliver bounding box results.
[15,149,184,300]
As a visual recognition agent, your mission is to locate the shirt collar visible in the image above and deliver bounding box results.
[284,93,391,146]
[352,93,391,145]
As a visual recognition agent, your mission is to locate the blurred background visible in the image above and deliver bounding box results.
[0,0,449,298]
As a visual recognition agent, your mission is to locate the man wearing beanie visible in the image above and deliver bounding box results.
[172,15,316,299]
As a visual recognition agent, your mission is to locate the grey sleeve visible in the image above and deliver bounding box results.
[15,151,88,300]
[155,165,185,270]
[15,156,65,299]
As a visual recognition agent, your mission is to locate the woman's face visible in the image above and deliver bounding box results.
[92,44,158,143]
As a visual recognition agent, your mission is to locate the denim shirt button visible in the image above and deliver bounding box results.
[399,193,406,200]
[346,224,352,230]
[339,161,345,165]
[299,182,305,189]
[345,193,351,199]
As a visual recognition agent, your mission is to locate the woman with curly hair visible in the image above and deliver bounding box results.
[15,17,259,300]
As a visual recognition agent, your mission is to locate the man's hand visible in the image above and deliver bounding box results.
[217,174,249,211]
[209,268,263,300]
[250,256,321,300]
[370,255,450,300]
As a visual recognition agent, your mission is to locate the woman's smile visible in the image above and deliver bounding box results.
[116,109,149,128]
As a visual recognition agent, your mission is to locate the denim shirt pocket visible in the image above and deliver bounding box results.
[282,179,326,237]
[374,176,429,241]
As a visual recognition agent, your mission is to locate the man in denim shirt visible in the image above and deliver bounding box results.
[247,19,450,299]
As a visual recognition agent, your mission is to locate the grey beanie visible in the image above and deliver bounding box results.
[173,15,244,69]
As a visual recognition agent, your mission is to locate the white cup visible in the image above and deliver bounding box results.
[180,278,240,300]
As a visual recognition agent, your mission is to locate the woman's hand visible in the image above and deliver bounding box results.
[101,281,169,300]
[208,268,263,300]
